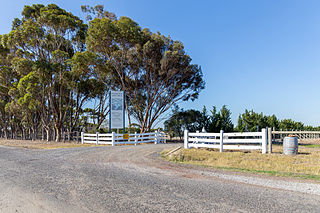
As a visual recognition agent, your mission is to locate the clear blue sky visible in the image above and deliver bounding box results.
[1,0,320,126]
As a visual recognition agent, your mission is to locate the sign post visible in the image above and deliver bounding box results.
[109,91,125,133]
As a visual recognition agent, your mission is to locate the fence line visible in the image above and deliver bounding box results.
[0,130,81,142]
[271,131,320,140]
[184,129,268,154]
[81,131,166,146]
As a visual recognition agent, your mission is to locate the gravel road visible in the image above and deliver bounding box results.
[0,143,320,212]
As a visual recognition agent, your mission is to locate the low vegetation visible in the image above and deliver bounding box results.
[0,139,105,149]
[162,143,320,180]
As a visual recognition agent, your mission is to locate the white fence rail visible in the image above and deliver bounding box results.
[184,129,268,154]
[81,132,166,146]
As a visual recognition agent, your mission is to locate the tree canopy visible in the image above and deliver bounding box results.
[164,107,320,137]
[0,4,205,140]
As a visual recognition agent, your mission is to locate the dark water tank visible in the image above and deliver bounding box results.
[283,136,298,155]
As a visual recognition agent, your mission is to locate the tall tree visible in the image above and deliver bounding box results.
[0,36,14,138]
[218,105,234,132]
[87,11,205,132]
[6,4,87,141]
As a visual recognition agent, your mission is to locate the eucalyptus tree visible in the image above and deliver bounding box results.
[70,51,108,131]
[87,8,205,132]
[86,14,142,131]
[0,37,14,138]
[6,4,87,141]
[127,31,204,132]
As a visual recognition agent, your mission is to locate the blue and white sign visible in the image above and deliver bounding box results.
[109,91,125,130]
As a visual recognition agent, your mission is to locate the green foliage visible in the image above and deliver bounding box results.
[87,12,204,132]
[165,107,320,135]
[0,3,205,139]
[164,105,233,138]
[208,105,234,132]
[235,109,312,131]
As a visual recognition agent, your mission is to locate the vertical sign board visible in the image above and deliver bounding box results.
[109,91,125,132]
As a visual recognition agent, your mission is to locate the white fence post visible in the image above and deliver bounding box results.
[81,132,84,144]
[262,128,267,154]
[96,132,99,145]
[154,131,158,144]
[112,132,115,146]
[184,130,189,149]
[134,132,137,146]
[196,130,199,144]
[220,130,224,152]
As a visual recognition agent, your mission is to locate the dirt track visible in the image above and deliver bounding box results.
[0,143,320,212]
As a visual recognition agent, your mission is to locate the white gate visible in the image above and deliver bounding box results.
[184,129,268,154]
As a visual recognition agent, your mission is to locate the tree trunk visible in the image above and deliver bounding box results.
[55,124,61,142]
[53,128,56,142]
[62,131,65,143]
[28,128,31,140]
[67,129,71,141]
[31,127,35,141]
[4,128,8,139]
[22,128,25,140]
[46,129,50,142]
[125,98,131,134]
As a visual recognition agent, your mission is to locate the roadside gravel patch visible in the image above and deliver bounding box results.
[201,171,320,195]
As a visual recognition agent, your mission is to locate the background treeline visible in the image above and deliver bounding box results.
[0,4,204,141]
[164,106,320,139]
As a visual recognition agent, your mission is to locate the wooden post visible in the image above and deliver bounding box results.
[262,128,267,154]
[81,132,84,144]
[220,130,224,152]
[268,128,272,154]
[184,130,189,149]
[111,132,115,146]
[96,132,99,145]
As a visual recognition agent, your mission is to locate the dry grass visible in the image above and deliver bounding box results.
[163,142,320,180]
[0,139,107,149]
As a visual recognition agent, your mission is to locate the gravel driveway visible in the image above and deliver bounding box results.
[0,144,319,212]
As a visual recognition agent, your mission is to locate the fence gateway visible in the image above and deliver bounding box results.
[81,132,166,146]
[184,129,268,154]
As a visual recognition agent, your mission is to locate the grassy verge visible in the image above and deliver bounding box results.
[0,139,108,149]
[302,144,320,148]
[162,144,320,181]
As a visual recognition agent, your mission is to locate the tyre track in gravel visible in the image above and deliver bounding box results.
[0,144,320,212]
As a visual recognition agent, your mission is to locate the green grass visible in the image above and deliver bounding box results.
[301,144,320,148]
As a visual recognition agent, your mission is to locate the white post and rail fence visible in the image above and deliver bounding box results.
[81,131,166,146]
[184,128,268,154]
